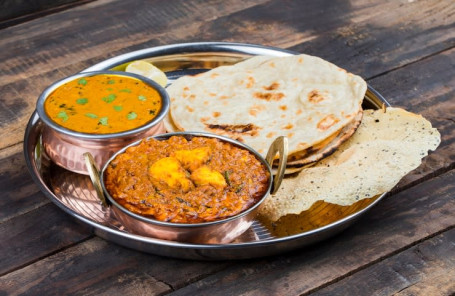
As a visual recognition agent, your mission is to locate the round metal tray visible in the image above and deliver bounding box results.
[24,42,390,260]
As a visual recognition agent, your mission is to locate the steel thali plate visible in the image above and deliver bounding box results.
[24,42,390,260]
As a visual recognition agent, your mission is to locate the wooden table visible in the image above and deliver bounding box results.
[1,1,454,295]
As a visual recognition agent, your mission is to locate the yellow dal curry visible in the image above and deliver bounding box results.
[104,136,270,223]
[44,74,162,134]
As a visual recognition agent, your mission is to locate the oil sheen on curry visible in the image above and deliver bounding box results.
[104,136,270,223]
[44,74,162,134]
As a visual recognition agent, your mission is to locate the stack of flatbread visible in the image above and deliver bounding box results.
[165,54,367,170]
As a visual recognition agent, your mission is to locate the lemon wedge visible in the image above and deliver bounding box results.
[125,60,168,87]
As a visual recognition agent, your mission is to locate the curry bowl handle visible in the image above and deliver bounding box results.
[84,152,108,207]
[265,136,288,195]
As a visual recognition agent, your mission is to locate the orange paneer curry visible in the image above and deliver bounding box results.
[104,136,270,223]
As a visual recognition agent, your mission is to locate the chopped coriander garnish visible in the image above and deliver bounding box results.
[57,111,69,122]
[85,113,98,119]
[120,88,131,93]
[76,98,88,105]
[102,94,116,103]
[107,80,115,84]
[127,112,137,120]
[113,105,123,111]
[99,117,108,126]
[78,78,87,86]
[138,95,147,101]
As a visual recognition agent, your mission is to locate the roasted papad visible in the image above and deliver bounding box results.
[166,54,366,163]
[258,107,441,222]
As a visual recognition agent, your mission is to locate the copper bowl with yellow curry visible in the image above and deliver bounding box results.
[36,71,170,174]
[85,132,288,244]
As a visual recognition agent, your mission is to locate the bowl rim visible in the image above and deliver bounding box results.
[36,70,170,139]
[99,131,274,228]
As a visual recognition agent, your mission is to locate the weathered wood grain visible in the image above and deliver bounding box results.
[290,0,455,77]
[0,0,90,28]
[165,170,455,295]
[0,236,230,295]
[0,203,92,276]
[0,146,49,223]
[310,229,455,295]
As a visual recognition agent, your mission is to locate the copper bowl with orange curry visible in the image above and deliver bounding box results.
[36,71,170,174]
[86,132,287,244]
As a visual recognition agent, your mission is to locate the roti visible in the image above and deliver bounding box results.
[166,54,367,162]
[258,107,441,222]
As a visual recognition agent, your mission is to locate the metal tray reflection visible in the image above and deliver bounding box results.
[24,42,389,260]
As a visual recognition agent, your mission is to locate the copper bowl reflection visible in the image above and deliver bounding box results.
[36,71,170,174]
[86,132,288,244]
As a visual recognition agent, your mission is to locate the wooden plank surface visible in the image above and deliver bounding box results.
[311,229,455,296]
[0,203,92,276]
[1,0,454,294]
[0,0,90,28]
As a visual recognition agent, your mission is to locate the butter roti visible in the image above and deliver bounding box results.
[167,54,366,161]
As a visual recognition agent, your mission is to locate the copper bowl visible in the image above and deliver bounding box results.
[85,132,288,244]
[36,71,170,174]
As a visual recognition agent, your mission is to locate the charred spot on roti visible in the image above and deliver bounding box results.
[279,105,287,111]
[308,90,325,103]
[296,109,302,115]
[266,132,276,138]
[263,82,280,91]
[186,106,194,112]
[317,114,340,131]
[234,136,245,142]
[246,76,255,88]
[282,124,294,130]
[211,73,219,78]
[205,123,260,136]
[249,104,266,116]
[253,91,285,101]
[213,112,221,118]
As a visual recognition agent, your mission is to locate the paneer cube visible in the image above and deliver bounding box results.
[174,147,211,171]
[191,166,227,188]
[148,157,192,192]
